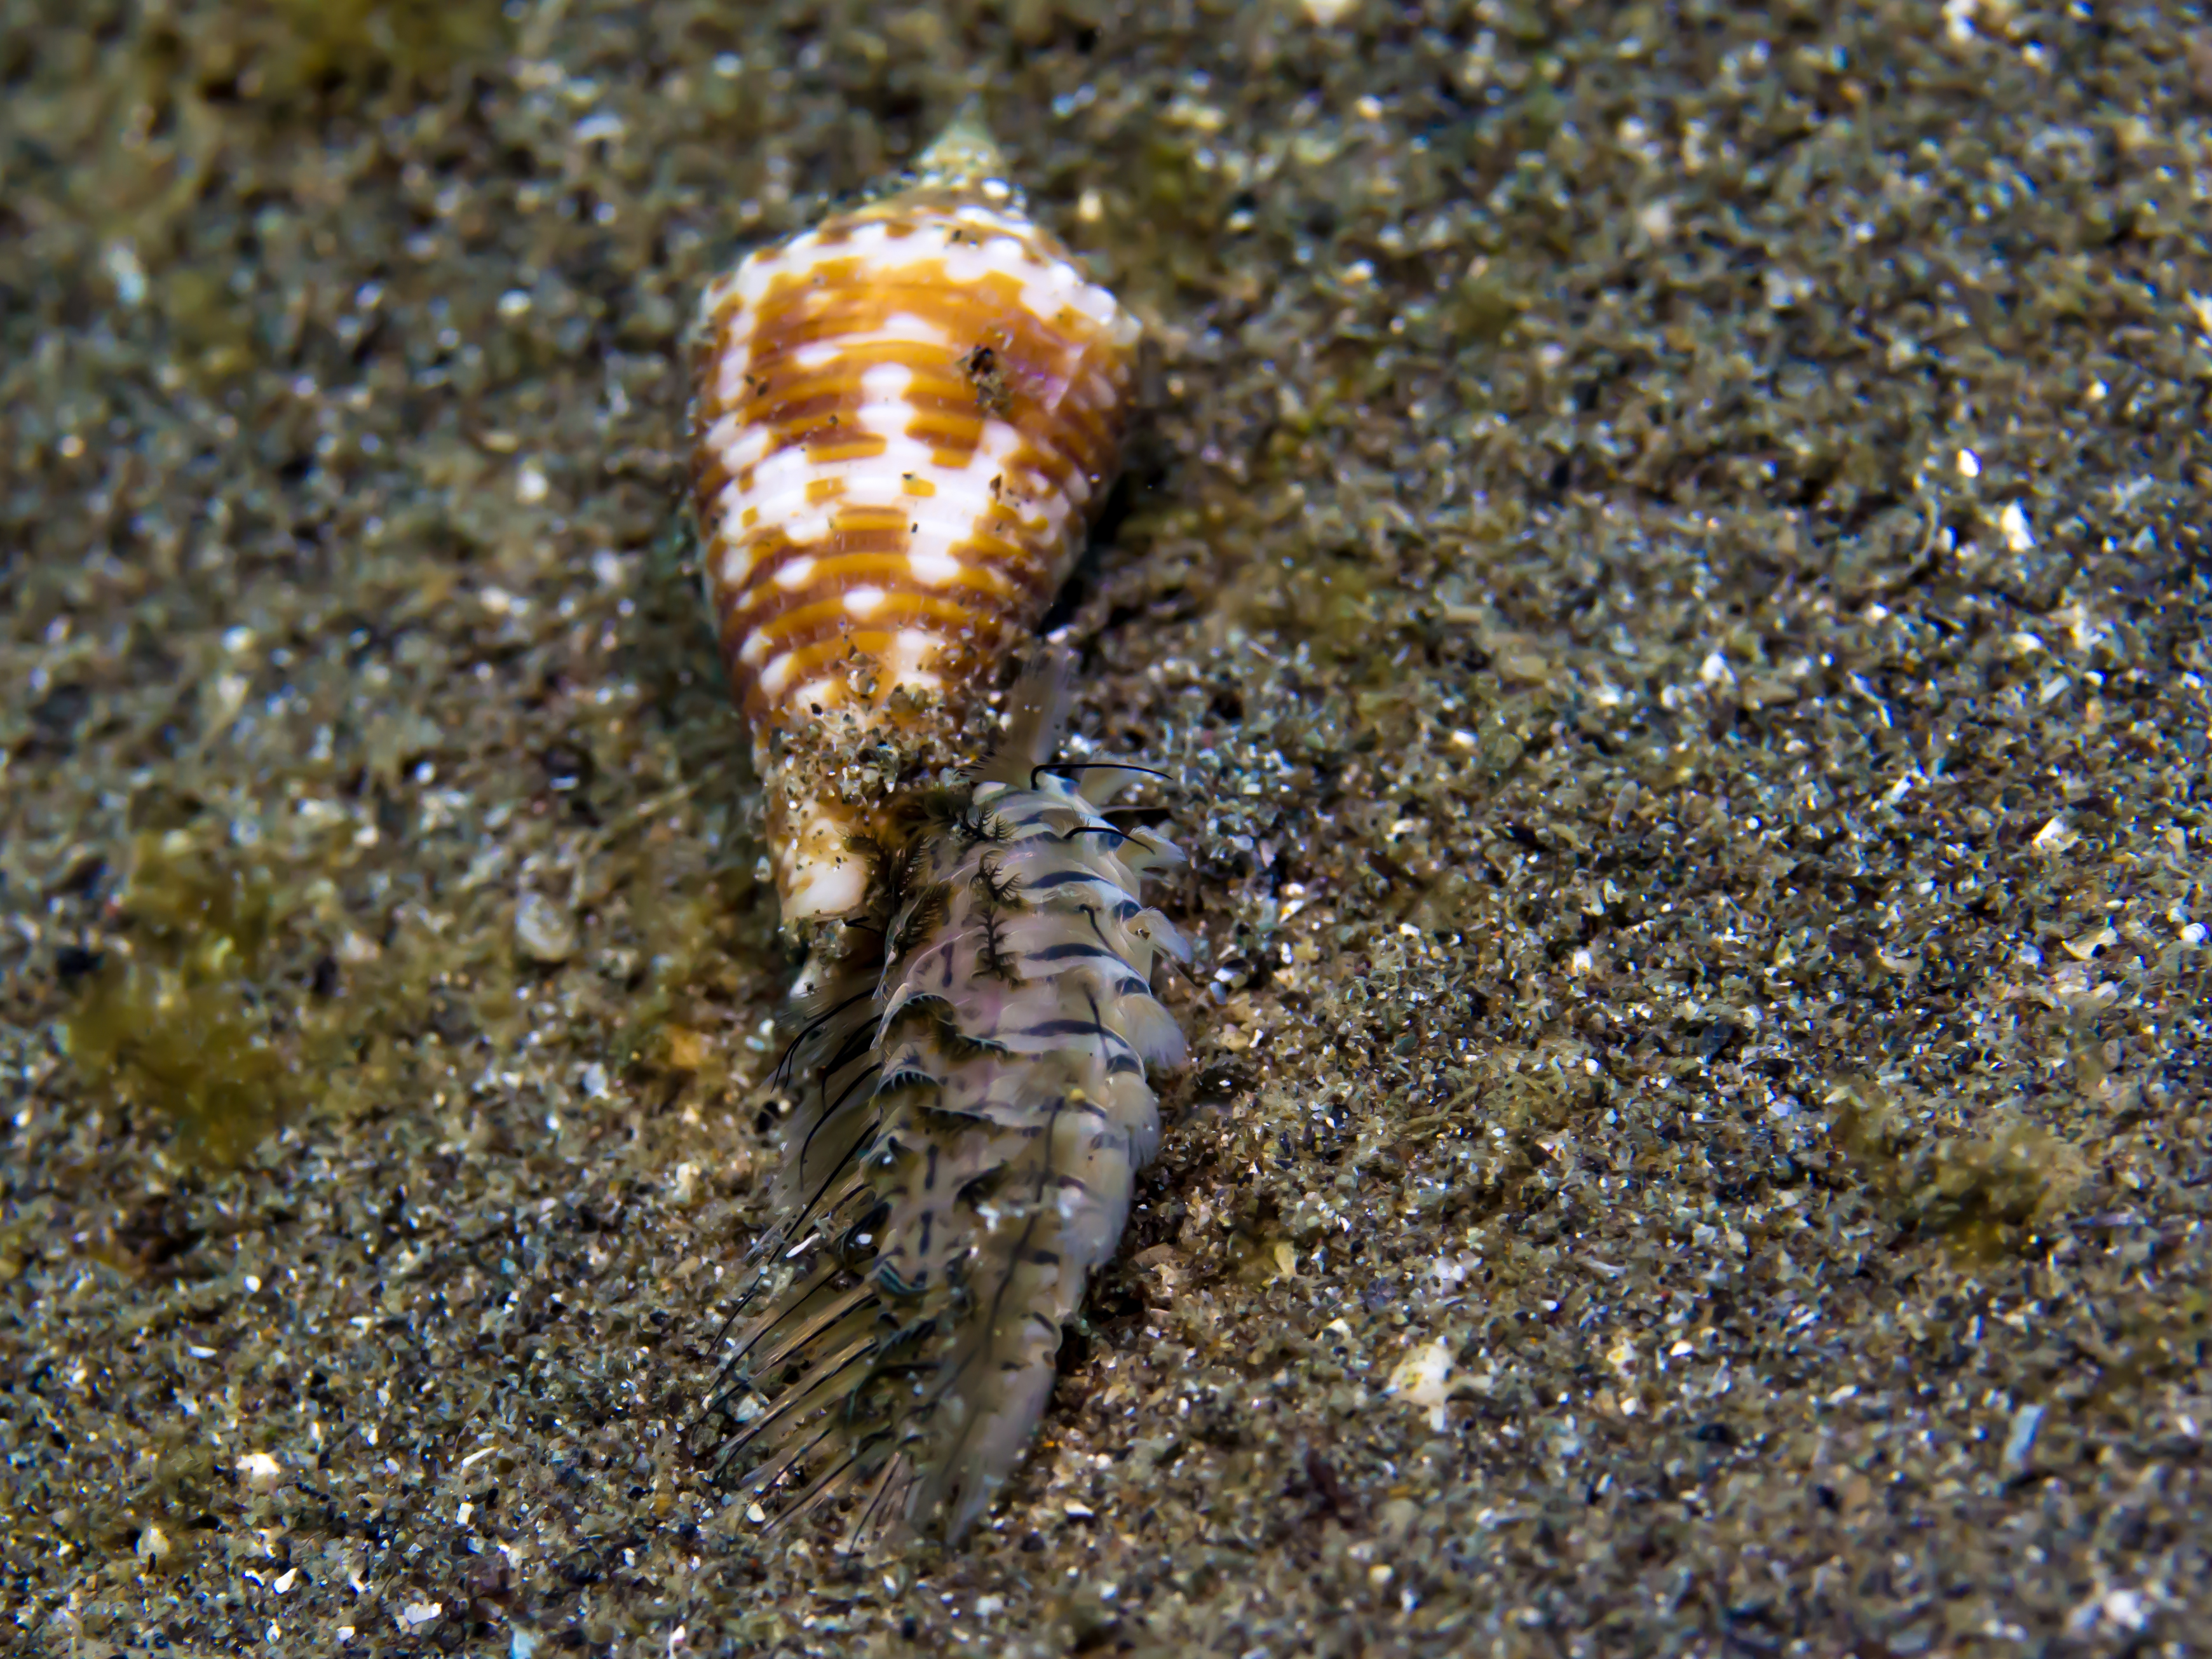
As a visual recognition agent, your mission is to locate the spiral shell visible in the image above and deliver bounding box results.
[691,118,1140,923]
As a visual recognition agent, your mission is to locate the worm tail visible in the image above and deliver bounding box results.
[702,660,1188,1546]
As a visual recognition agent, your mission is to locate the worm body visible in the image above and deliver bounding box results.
[688,119,1182,1547]
[711,677,1188,1544]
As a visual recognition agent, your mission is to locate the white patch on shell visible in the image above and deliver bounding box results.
[841,468,908,509]
[787,678,838,714]
[906,548,963,586]
[758,653,798,698]
[871,431,946,478]
[780,818,869,919]
[845,362,921,489]
[747,446,815,510]
[889,630,939,677]
[843,585,888,618]
[859,360,914,404]
[704,412,760,467]
[939,235,1028,290]
[776,556,818,592]
[951,203,1029,235]
[722,449,842,558]
[1014,259,1086,325]
[731,232,820,309]
[718,544,758,594]
[872,312,955,346]
[852,413,1078,600]
[712,344,749,409]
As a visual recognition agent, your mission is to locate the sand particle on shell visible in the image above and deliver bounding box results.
[3,3,2209,1656]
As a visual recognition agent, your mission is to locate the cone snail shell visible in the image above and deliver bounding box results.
[690,118,1141,924]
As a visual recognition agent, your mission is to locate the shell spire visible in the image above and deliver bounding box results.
[691,109,1141,924]
[905,101,1014,196]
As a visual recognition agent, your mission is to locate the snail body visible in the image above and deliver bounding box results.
[688,119,1183,1547]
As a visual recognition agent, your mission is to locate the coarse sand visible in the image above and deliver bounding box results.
[3,2,2209,1654]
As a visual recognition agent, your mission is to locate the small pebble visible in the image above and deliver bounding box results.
[2001,1402,2046,1478]
[514,890,578,963]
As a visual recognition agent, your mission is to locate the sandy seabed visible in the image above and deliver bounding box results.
[3,2,2209,1655]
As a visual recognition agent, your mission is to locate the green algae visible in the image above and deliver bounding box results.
[1447,267,1531,349]
[611,851,768,1090]
[1245,550,1389,663]
[1827,1077,2083,1263]
[1,0,507,386]
[254,0,510,103]
[60,830,331,1169]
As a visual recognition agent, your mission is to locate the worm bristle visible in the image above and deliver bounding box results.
[700,721,1188,1547]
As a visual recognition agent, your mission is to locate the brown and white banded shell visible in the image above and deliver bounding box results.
[691,118,1140,923]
